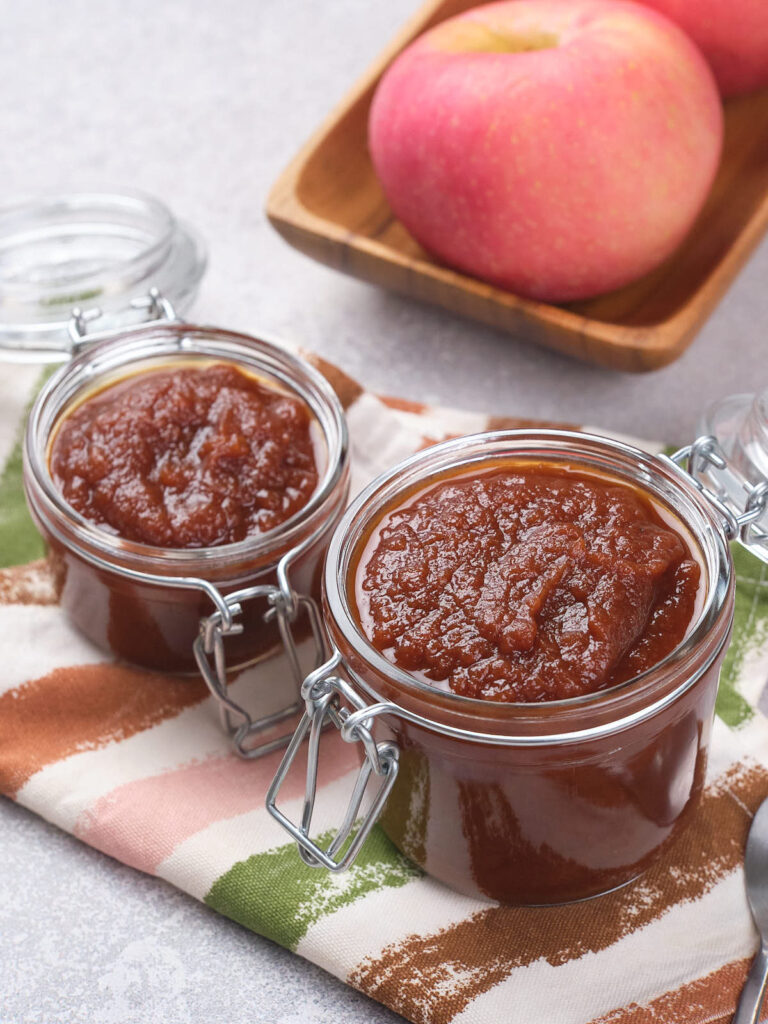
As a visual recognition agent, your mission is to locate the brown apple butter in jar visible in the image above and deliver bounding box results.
[24,326,349,675]
[309,431,734,905]
[49,363,320,549]
[355,464,702,703]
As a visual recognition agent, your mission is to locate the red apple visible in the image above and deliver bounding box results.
[636,0,768,97]
[368,0,723,304]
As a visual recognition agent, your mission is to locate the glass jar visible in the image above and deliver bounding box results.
[2,189,353,759]
[23,320,349,754]
[267,429,747,905]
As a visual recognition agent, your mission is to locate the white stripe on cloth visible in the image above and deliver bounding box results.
[386,405,488,442]
[15,696,229,831]
[706,714,768,782]
[0,604,104,696]
[450,869,755,1024]
[10,627,318,825]
[581,427,665,455]
[297,874,488,983]
[346,393,429,495]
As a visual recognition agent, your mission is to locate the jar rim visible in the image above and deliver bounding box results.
[0,191,175,299]
[324,428,733,737]
[24,322,349,574]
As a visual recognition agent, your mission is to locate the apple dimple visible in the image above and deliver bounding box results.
[429,20,560,54]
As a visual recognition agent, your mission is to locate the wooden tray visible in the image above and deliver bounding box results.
[267,0,768,373]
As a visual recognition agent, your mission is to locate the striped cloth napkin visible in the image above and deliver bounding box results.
[1,351,768,1024]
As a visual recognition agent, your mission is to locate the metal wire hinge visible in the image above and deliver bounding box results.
[67,286,178,348]
[668,435,768,546]
[193,579,328,760]
[265,656,399,871]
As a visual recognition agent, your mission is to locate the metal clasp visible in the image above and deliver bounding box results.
[193,563,329,760]
[129,287,178,322]
[266,655,399,871]
[67,286,178,349]
[667,435,768,546]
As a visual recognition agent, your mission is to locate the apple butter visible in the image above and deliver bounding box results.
[312,432,735,904]
[355,464,701,703]
[49,363,319,549]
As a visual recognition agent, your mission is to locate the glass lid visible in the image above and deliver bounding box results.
[691,389,768,562]
[0,191,206,361]
[702,391,768,489]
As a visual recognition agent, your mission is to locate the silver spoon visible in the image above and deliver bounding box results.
[734,795,768,1024]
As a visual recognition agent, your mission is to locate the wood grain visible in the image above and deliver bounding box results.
[266,0,768,373]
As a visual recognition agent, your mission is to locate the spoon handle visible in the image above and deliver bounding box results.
[734,944,768,1024]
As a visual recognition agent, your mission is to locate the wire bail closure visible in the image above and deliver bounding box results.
[67,286,178,352]
[191,503,348,760]
[666,435,768,548]
[265,654,399,872]
[193,569,330,760]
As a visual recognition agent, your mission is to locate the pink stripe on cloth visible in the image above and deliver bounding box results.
[74,728,362,873]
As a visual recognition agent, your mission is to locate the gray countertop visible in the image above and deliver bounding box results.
[0,1,765,1021]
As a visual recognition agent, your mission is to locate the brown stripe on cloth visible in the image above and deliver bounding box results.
[487,415,579,431]
[587,956,761,1024]
[302,352,364,410]
[379,396,430,415]
[0,558,57,605]
[416,416,577,451]
[0,664,208,796]
[351,763,768,1024]
[417,436,447,451]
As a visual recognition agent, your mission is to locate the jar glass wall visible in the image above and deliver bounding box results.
[24,324,349,674]
[322,431,734,905]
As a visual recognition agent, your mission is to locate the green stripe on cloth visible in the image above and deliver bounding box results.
[717,544,768,728]
[205,825,422,950]
[0,380,47,570]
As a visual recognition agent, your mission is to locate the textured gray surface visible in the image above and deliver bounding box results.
[0,800,399,1024]
[0,0,765,1021]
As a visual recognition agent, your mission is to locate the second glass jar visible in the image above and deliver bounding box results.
[23,323,349,675]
